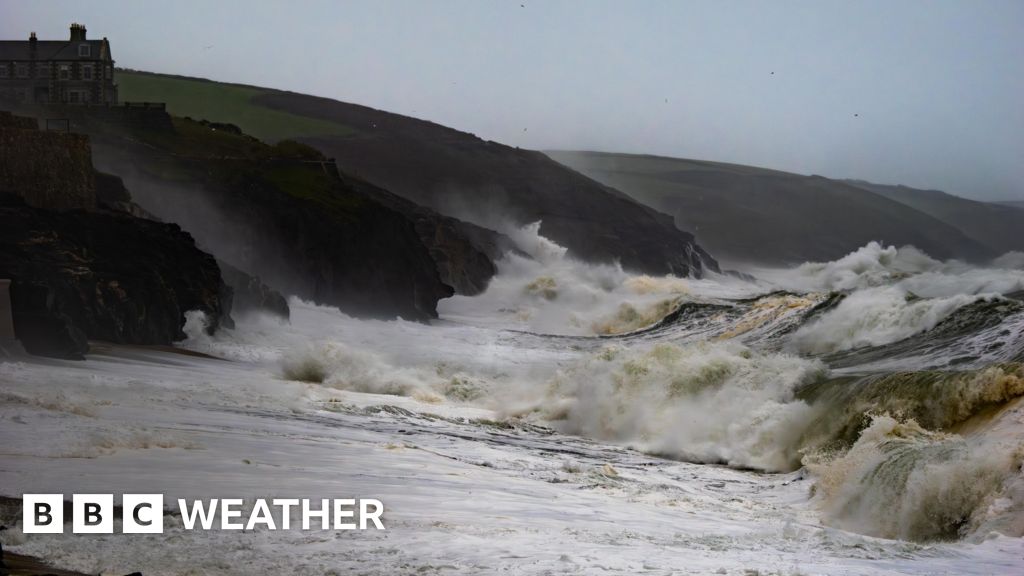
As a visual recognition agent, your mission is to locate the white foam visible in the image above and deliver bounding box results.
[535,340,827,472]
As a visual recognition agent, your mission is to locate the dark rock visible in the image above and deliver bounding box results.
[339,173,513,295]
[82,114,454,320]
[0,195,231,359]
[94,170,155,218]
[218,260,290,320]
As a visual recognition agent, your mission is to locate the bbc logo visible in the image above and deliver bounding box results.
[23,494,163,534]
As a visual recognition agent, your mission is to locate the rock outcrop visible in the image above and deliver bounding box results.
[218,260,290,320]
[0,195,230,359]
[74,113,455,320]
[340,173,515,295]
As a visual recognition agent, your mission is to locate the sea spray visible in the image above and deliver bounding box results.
[755,242,1024,296]
[539,341,827,471]
[281,342,446,403]
[807,415,1024,542]
[788,287,994,354]
[176,235,1024,548]
[439,221,756,335]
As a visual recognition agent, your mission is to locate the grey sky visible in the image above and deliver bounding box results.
[3,0,1022,200]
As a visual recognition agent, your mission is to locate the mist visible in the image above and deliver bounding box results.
[2,0,1021,201]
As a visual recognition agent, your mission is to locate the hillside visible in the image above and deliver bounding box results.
[546,151,993,265]
[10,103,457,321]
[845,180,1024,256]
[117,70,717,277]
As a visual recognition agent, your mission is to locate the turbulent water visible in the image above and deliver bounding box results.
[2,233,1023,575]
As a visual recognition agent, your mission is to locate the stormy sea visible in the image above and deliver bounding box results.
[2,230,1023,575]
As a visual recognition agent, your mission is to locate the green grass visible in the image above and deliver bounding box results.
[116,70,354,142]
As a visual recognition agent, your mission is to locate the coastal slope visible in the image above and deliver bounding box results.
[117,71,718,277]
[547,151,994,265]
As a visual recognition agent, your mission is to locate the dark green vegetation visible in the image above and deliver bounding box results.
[117,70,353,141]
[118,70,717,277]
[547,151,998,265]
[846,180,1024,256]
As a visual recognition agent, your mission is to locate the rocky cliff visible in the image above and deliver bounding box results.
[0,110,232,359]
[72,113,455,320]
[218,260,290,320]
[114,71,718,277]
[257,92,718,277]
[0,195,229,359]
[338,172,514,295]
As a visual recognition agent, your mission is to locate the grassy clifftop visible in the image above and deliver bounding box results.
[117,70,354,142]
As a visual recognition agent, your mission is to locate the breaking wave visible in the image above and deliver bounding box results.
[807,413,1024,541]
[177,233,1024,543]
[439,222,756,335]
[534,341,826,471]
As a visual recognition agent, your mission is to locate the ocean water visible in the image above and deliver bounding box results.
[1,231,1023,575]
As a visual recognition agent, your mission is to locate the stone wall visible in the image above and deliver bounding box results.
[0,111,96,210]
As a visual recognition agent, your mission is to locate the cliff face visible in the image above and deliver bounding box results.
[0,111,96,211]
[0,110,232,359]
[339,172,513,295]
[77,114,455,320]
[253,92,719,277]
[114,72,718,277]
[218,260,290,320]
[0,195,229,359]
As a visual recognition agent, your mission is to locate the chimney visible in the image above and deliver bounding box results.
[29,32,37,57]
[69,23,87,41]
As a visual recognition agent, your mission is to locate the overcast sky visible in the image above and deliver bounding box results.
[3,0,1022,200]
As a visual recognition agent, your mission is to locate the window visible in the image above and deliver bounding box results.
[106,66,112,80]
[0,65,8,78]
[82,64,93,80]
[59,64,70,80]
[78,44,90,57]
[36,64,49,78]
[16,63,29,78]
[69,90,80,103]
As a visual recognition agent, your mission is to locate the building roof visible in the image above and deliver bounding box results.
[0,39,110,61]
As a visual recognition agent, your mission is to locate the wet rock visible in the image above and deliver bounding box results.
[0,195,231,359]
[218,260,290,320]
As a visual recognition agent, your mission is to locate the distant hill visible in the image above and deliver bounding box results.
[999,201,1024,210]
[117,70,717,277]
[844,181,1024,256]
[546,151,993,265]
